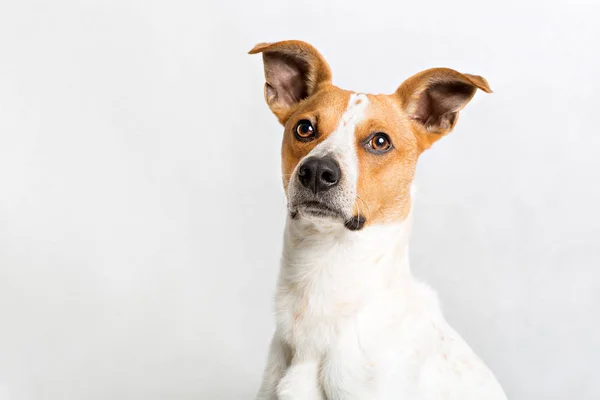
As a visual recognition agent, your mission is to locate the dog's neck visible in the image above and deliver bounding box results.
[280,214,413,291]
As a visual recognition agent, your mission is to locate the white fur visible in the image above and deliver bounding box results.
[256,95,507,400]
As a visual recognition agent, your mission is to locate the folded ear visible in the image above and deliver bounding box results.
[249,40,332,124]
[396,68,492,150]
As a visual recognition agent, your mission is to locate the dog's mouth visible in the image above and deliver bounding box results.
[294,200,345,219]
[290,201,366,231]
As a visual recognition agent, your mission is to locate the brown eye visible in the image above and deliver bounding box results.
[367,133,392,153]
[295,120,315,141]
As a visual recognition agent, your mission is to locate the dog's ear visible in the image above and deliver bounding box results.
[395,68,492,151]
[249,40,332,124]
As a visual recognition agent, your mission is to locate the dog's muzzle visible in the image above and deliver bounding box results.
[288,156,366,231]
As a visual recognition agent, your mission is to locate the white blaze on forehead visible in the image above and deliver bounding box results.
[308,93,369,189]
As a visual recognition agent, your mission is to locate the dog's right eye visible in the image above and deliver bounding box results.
[295,120,316,141]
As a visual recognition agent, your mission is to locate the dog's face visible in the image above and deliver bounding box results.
[278,87,420,231]
[250,41,491,230]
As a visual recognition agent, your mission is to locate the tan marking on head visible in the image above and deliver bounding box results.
[352,94,419,225]
[350,68,491,226]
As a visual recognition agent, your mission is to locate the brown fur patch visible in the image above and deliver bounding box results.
[352,94,419,224]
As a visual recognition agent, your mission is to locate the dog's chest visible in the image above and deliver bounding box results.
[276,276,361,356]
[274,272,422,399]
[275,236,394,356]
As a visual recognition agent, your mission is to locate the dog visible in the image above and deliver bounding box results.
[249,40,507,400]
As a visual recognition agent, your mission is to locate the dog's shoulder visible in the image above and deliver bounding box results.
[395,281,507,400]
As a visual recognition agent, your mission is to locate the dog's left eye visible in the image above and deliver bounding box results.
[366,133,392,153]
[295,120,316,141]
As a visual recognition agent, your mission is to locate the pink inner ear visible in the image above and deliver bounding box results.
[263,52,310,108]
[413,81,476,130]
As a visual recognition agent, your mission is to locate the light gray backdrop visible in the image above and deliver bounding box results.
[1,0,598,399]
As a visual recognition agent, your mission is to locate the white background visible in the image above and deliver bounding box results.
[1,0,599,399]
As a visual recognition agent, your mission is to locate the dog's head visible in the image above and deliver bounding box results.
[249,40,491,231]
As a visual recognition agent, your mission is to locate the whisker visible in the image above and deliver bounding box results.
[351,197,367,230]
[356,195,370,218]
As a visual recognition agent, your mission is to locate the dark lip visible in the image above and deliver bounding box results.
[296,200,345,219]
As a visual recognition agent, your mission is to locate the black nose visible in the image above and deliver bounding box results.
[297,156,341,194]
